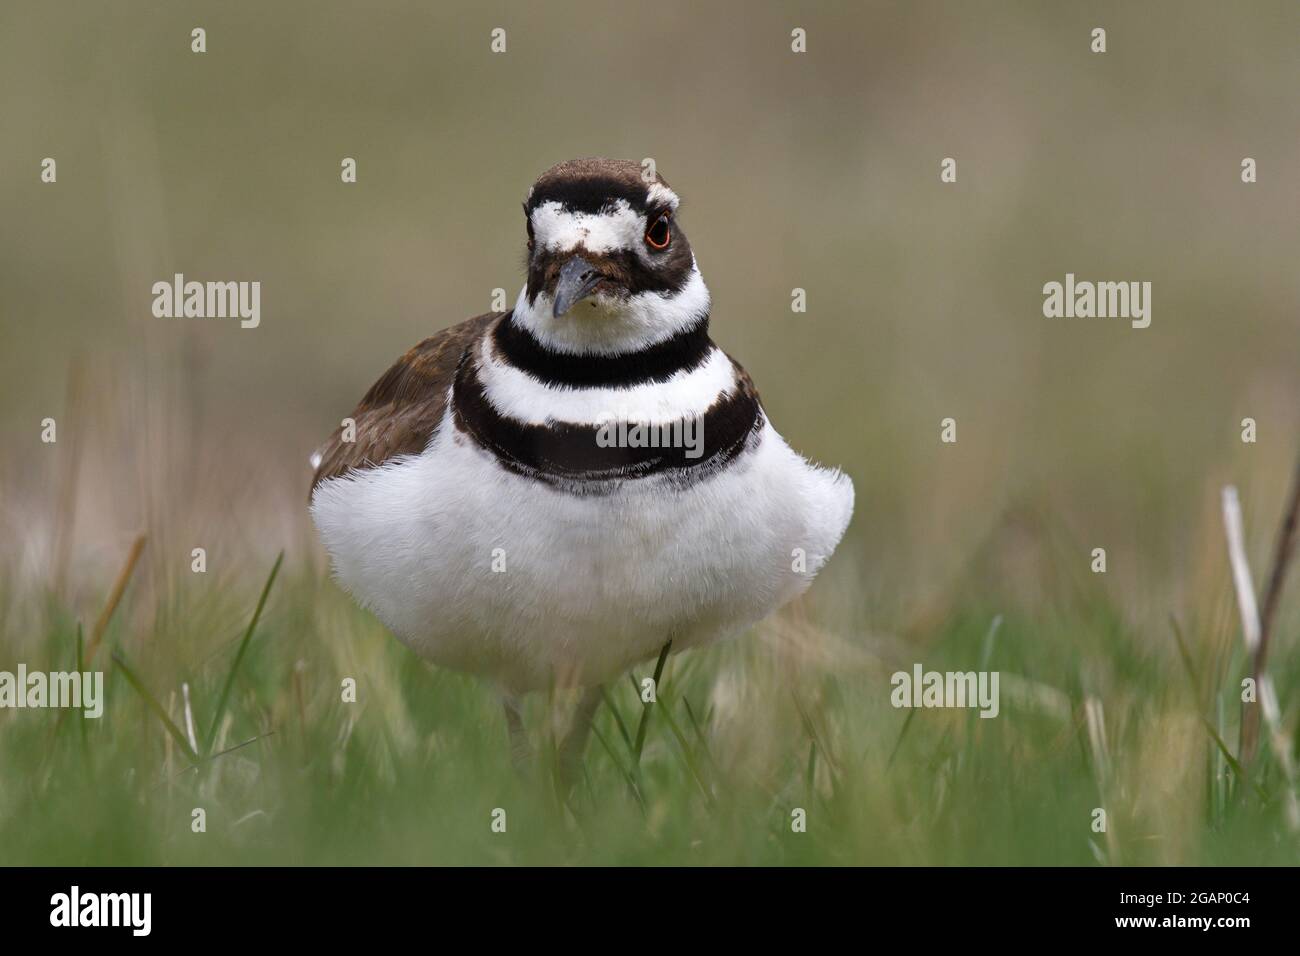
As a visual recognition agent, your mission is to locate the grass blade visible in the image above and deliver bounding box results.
[86,533,146,664]
[113,651,199,764]
[682,696,718,773]
[888,707,917,770]
[1201,716,1267,801]
[203,551,283,756]
[1168,614,1200,697]
[599,685,634,752]
[632,639,672,763]
[658,696,713,807]
[590,723,645,812]
[792,691,841,782]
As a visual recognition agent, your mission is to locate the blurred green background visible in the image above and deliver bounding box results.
[0,1,1297,865]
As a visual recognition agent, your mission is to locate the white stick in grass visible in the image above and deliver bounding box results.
[1221,485,1299,833]
[1221,487,1260,652]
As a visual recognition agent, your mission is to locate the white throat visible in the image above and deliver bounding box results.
[511,261,710,356]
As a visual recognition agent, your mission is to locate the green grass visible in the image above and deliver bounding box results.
[1,519,1297,867]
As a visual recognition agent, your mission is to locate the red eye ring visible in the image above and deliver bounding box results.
[645,213,671,250]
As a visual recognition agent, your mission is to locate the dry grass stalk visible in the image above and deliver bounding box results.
[1242,453,1300,762]
[85,533,147,663]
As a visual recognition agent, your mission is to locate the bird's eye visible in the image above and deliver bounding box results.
[526,217,535,251]
[645,213,671,250]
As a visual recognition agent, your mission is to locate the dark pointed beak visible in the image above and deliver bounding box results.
[552,255,605,317]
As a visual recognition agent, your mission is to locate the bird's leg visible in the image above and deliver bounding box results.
[557,684,604,791]
[502,694,531,774]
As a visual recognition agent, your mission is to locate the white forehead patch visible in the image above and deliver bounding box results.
[646,182,679,211]
[531,200,645,254]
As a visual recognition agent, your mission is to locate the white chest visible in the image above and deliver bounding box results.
[311,414,853,691]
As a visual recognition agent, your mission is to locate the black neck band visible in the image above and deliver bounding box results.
[492,313,713,388]
[451,349,762,488]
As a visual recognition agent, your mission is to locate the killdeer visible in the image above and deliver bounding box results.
[310,158,854,770]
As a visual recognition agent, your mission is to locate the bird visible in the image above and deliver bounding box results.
[309,158,854,774]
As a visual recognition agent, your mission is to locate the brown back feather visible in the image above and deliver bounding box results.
[309,311,501,495]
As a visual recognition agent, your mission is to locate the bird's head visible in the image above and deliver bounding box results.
[514,158,709,354]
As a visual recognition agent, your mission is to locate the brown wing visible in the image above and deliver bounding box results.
[310,311,502,495]
[724,350,765,412]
